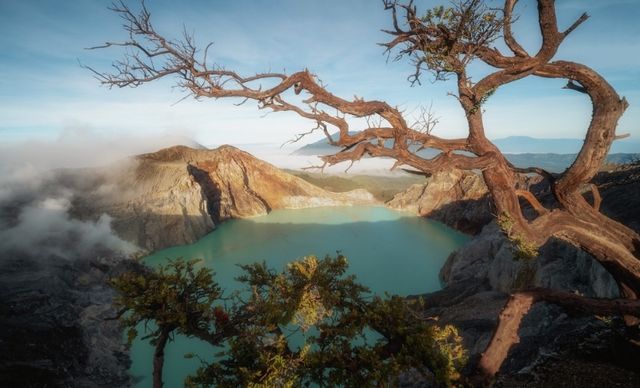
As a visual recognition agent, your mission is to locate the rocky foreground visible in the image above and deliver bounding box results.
[0,253,138,387]
[389,165,640,386]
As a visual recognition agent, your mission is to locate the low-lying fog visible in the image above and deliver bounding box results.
[0,129,398,262]
[0,129,203,261]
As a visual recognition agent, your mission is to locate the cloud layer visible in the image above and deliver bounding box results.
[0,129,198,261]
[0,196,136,259]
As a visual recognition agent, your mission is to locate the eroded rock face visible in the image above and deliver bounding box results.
[372,163,640,386]
[183,145,376,222]
[441,222,619,298]
[426,221,619,364]
[0,253,136,387]
[397,165,640,385]
[593,163,640,233]
[73,145,376,252]
[413,222,639,387]
[386,169,492,234]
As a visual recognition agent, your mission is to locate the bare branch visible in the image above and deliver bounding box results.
[516,189,548,216]
[502,0,529,57]
[86,2,486,176]
[508,162,556,184]
[479,288,640,379]
[281,121,328,148]
[410,103,439,136]
[381,0,504,83]
[589,183,602,211]
[562,12,589,37]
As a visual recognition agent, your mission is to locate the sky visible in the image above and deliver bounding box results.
[1,0,639,153]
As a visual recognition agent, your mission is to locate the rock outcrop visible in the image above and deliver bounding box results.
[0,253,136,387]
[412,221,640,386]
[441,223,619,298]
[386,169,492,234]
[592,162,640,232]
[407,163,640,386]
[178,145,376,220]
[72,145,376,252]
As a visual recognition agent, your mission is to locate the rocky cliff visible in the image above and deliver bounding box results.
[440,223,619,298]
[386,169,492,234]
[404,163,640,386]
[420,221,640,387]
[0,253,136,387]
[72,145,376,252]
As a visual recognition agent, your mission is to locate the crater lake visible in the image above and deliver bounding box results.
[130,206,469,387]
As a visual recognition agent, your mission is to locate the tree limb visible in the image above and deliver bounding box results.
[516,189,548,215]
[478,288,640,379]
[589,183,601,211]
[502,0,529,57]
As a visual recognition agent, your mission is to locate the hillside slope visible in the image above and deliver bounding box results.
[71,145,375,252]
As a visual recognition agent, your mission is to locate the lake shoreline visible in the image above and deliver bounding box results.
[131,206,469,387]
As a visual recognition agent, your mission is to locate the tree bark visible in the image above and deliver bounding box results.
[153,328,171,388]
[477,288,640,379]
[90,0,640,382]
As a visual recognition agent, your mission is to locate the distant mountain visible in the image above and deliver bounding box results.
[494,136,639,154]
[294,134,640,155]
[505,153,640,173]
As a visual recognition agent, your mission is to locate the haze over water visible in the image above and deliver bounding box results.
[132,206,469,387]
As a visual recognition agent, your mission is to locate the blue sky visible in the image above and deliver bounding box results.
[1,0,639,148]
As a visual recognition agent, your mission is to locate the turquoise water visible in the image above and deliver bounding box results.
[130,206,469,387]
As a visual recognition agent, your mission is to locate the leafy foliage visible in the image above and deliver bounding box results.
[497,213,539,260]
[395,0,503,82]
[110,255,467,387]
[110,258,221,346]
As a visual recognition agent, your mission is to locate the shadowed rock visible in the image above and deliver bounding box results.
[386,169,492,234]
[70,145,376,252]
[406,163,640,386]
[0,253,140,387]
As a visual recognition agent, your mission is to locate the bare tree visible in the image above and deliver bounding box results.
[89,0,640,379]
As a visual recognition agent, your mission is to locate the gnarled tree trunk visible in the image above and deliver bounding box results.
[477,289,640,378]
[90,0,640,380]
[153,328,171,388]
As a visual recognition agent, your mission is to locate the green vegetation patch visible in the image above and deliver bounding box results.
[111,255,467,387]
[287,170,425,202]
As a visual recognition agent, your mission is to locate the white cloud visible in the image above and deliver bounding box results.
[0,125,203,170]
[0,195,136,259]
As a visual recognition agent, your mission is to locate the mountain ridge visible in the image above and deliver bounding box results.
[294,134,640,155]
[69,145,376,252]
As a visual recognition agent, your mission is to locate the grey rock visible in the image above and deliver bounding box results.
[386,169,492,234]
[408,164,640,385]
[0,253,137,387]
[441,222,619,298]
